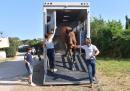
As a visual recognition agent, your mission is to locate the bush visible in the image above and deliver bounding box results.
[5,46,16,57]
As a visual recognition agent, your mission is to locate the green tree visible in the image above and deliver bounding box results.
[107,20,123,37]
[9,37,22,50]
[91,16,107,37]
[22,38,42,47]
[125,15,130,29]
[90,17,125,58]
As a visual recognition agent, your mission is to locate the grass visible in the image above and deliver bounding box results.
[97,58,130,76]
[96,58,130,91]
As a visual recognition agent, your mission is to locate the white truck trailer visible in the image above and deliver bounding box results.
[42,2,91,85]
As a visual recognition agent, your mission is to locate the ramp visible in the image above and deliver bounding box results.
[43,53,90,85]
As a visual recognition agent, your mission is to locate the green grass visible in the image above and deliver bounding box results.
[97,58,130,76]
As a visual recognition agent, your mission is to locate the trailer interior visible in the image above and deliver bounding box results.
[54,9,88,52]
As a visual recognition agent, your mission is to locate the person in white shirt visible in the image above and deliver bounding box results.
[74,38,99,87]
[44,25,57,72]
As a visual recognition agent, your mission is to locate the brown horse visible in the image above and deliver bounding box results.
[61,26,77,63]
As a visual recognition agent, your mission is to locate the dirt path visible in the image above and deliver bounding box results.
[97,72,130,91]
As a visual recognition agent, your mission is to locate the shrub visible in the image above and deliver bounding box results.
[5,46,16,57]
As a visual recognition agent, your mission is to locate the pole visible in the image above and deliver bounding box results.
[43,7,47,84]
[86,5,90,38]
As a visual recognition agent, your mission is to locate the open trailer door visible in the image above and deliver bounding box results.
[43,9,57,84]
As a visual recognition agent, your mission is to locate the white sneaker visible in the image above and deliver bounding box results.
[50,68,57,72]
[93,77,96,81]
[30,82,36,86]
[53,68,57,72]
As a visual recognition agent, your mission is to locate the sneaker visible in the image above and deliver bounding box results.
[50,68,57,72]
[93,77,96,81]
[30,82,36,86]
[71,66,75,71]
[53,68,57,72]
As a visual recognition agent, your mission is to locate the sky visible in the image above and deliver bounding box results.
[0,0,129,40]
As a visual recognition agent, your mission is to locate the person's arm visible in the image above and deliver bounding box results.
[93,45,100,56]
[94,49,100,56]
[73,45,83,49]
[24,59,30,64]
[24,54,30,65]
[49,27,56,40]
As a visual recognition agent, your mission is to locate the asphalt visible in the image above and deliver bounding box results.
[0,53,41,90]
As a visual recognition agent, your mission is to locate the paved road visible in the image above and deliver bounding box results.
[0,53,42,91]
[0,56,26,81]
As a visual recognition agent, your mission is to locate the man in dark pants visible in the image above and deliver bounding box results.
[74,38,99,87]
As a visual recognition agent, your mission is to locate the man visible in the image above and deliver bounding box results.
[24,47,36,86]
[75,38,99,87]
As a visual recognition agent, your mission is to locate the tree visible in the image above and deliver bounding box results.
[9,37,22,50]
[125,15,130,29]
[90,17,125,58]
[107,20,123,37]
[21,38,42,47]
[91,16,107,37]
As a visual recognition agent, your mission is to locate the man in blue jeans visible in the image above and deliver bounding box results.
[74,38,100,87]
[24,47,36,86]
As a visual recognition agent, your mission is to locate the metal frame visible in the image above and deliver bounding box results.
[43,2,90,40]
[43,2,90,85]
[43,8,47,84]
